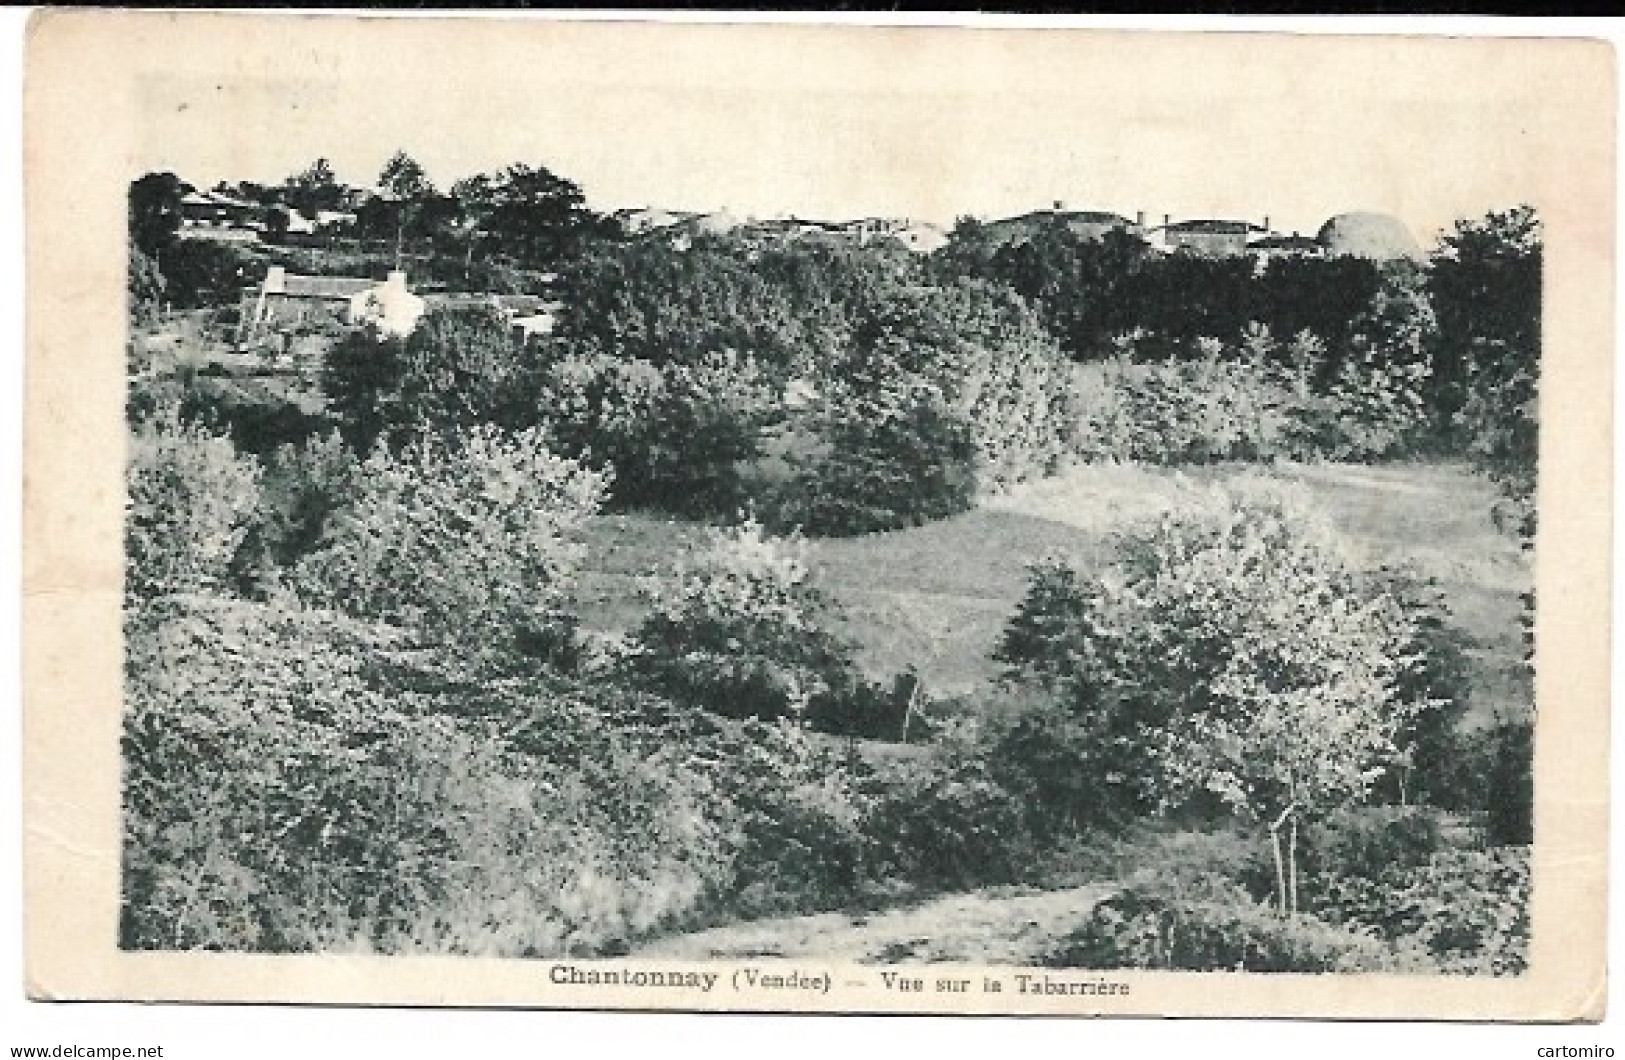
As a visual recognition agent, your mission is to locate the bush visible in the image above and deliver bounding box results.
[995,482,1458,886]
[126,415,262,601]
[1042,870,1433,972]
[292,426,606,662]
[253,429,363,570]
[321,306,533,454]
[1310,846,1529,975]
[1103,349,1298,464]
[121,595,735,955]
[686,719,880,918]
[129,244,166,324]
[626,520,865,724]
[1301,805,1449,887]
[773,281,1075,535]
[157,239,254,309]
[863,725,1038,891]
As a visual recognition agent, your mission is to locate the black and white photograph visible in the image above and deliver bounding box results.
[17,11,1614,1026]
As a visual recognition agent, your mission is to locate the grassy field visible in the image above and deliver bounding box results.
[575,459,1531,726]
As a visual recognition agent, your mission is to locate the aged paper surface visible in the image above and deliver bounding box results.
[21,10,1613,1019]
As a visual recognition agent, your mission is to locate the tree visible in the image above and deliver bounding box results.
[282,157,349,220]
[377,150,434,266]
[320,305,532,453]
[998,483,1447,914]
[1429,205,1541,544]
[128,172,187,257]
[473,163,603,268]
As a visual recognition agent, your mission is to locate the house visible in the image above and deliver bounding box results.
[1151,218,1265,257]
[982,203,1144,248]
[836,217,950,254]
[239,267,426,344]
[178,190,262,242]
[1246,232,1324,260]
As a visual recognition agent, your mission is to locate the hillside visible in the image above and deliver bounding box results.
[575,459,1530,724]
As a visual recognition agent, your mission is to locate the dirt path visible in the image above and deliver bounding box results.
[636,884,1116,964]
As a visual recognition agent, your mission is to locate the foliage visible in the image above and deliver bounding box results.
[685,718,881,917]
[126,415,262,601]
[863,732,1037,891]
[1042,869,1434,972]
[129,172,187,256]
[1483,716,1535,846]
[281,157,351,219]
[627,520,863,724]
[996,483,1452,907]
[321,305,533,452]
[292,426,606,661]
[252,430,364,569]
[1430,205,1541,545]
[553,238,814,377]
[1309,846,1530,975]
[1075,324,1434,466]
[774,281,1076,535]
[458,163,610,269]
[120,595,735,955]
[156,239,255,310]
[128,244,166,324]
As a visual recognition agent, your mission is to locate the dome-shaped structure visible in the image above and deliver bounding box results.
[1316,212,1422,260]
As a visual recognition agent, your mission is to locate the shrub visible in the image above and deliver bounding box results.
[321,306,534,453]
[686,718,880,918]
[626,520,865,724]
[1310,846,1529,975]
[996,482,1456,905]
[121,595,735,955]
[157,239,254,309]
[128,244,166,324]
[1105,350,1298,464]
[126,415,262,600]
[1042,870,1434,972]
[292,426,605,662]
[863,724,1038,890]
[253,429,363,569]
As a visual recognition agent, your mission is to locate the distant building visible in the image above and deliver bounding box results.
[838,217,950,254]
[1153,218,1263,257]
[1246,232,1325,261]
[178,190,262,242]
[983,203,1143,247]
[423,291,558,342]
[240,267,425,344]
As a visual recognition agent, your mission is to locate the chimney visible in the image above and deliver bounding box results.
[264,265,286,294]
[1164,214,1171,227]
[1136,210,1146,227]
[1053,200,1065,212]
[1262,215,1271,231]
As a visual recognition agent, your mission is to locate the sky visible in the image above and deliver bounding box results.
[119,15,1610,247]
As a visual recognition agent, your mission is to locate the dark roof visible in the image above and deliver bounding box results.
[279,275,378,299]
[992,209,1132,229]
[1162,219,1258,235]
[425,293,554,314]
[1249,234,1322,251]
